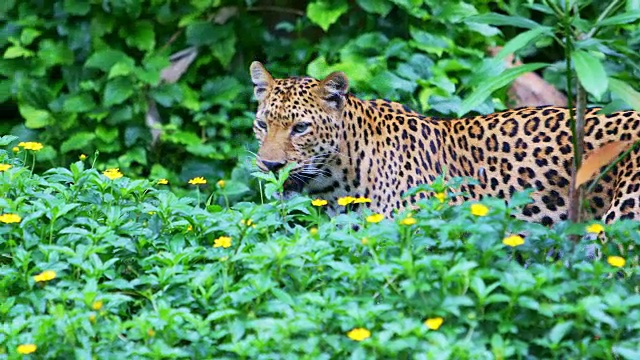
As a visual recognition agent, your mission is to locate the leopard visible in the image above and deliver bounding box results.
[249,61,640,226]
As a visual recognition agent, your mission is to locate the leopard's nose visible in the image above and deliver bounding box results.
[261,160,286,172]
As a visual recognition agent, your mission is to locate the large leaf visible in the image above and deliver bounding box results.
[548,321,574,345]
[458,62,548,117]
[85,49,134,72]
[575,140,635,189]
[125,21,155,51]
[60,132,96,153]
[63,93,96,113]
[465,13,540,29]
[609,77,640,112]
[597,10,640,26]
[572,50,608,101]
[18,103,51,129]
[103,77,134,107]
[185,21,216,46]
[307,0,349,32]
[356,0,393,15]
[495,26,552,60]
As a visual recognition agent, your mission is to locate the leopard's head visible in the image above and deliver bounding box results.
[249,61,349,193]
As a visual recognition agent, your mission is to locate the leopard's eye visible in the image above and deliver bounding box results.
[292,122,311,134]
[256,120,268,130]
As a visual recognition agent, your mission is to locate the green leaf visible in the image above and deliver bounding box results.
[96,125,119,142]
[465,13,540,29]
[60,132,96,153]
[103,77,134,106]
[614,346,640,360]
[608,78,640,112]
[0,79,11,103]
[458,63,548,117]
[440,2,477,23]
[63,93,96,113]
[63,0,91,15]
[3,45,34,59]
[108,61,133,79]
[20,28,41,45]
[0,135,19,146]
[307,0,349,32]
[548,321,573,344]
[409,27,452,56]
[572,50,608,101]
[210,26,236,68]
[356,0,393,16]
[495,26,552,60]
[18,103,51,128]
[85,49,134,72]
[202,77,242,107]
[126,21,156,51]
[38,40,74,66]
[185,21,216,46]
[597,10,640,27]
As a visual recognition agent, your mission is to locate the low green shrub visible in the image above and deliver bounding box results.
[1,142,640,359]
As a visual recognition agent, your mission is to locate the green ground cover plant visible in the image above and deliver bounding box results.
[2,140,640,359]
[2,1,640,359]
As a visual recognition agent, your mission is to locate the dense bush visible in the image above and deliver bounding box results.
[2,145,640,359]
[3,0,638,185]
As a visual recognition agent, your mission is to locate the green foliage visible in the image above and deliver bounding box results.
[2,148,640,359]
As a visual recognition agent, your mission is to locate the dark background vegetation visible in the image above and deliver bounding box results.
[2,0,639,193]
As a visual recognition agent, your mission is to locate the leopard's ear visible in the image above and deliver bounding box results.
[318,71,349,110]
[250,61,273,103]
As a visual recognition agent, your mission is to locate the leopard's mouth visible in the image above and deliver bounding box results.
[283,175,305,193]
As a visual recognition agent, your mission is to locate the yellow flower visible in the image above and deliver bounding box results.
[147,328,156,337]
[337,196,356,206]
[157,178,168,185]
[217,179,225,188]
[434,192,446,203]
[366,213,384,223]
[17,344,37,355]
[470,203,489,217]
[310,227,318,235]
[102,168,123,180]
[425,317,444,330]
[0,164,12,172]
[361,237,369,245]
[607,256,625,268]
[18,141,43,151]
[79,154,87,160]
[353,197,372,204]
[89,314,97,324]
[400,217,417,226]
[12,146,20,153]
[0,213,21,223]
[214,236,232,248]
[311,199,328,207]
[240,219,254,226]
[148,211,156,215]
[346,327,371,341]
[33,270,57,282]
[92,300,103,311]
[502,235,525,247]
[187,225,193,232]
[188,176,207,185]
[586,223,605,234]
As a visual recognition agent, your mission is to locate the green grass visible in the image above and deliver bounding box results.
[1,146,640,359]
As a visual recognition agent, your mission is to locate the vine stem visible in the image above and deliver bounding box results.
[562,0,584,227]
